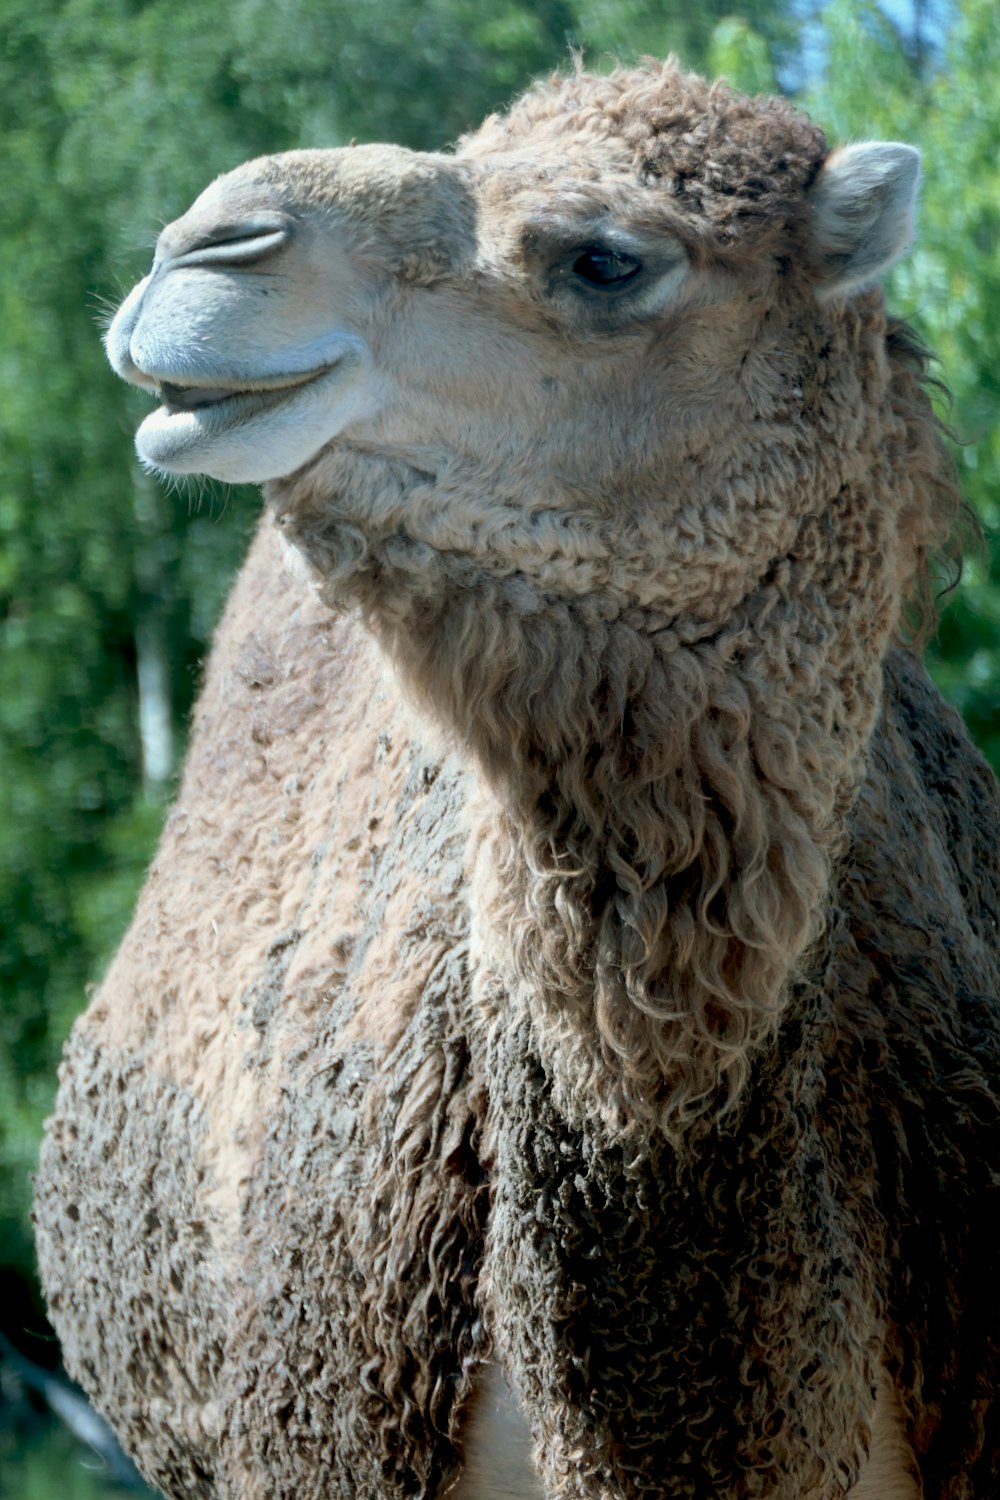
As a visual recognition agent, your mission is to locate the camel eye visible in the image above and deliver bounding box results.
[571,246,643,288]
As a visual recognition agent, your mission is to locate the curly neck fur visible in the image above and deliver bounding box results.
[269,309,954,1132]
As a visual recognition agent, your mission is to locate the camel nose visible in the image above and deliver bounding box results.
[154,212,292,272]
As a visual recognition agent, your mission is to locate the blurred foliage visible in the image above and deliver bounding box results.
[0,0,996,1485]
[0,1327,147,1497]
[0,1423,118,1500]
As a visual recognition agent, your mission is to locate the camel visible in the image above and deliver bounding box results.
[34,60,1000,1500]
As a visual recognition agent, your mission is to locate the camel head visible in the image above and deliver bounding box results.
[107,65,923,620]
[106,63,945,1124]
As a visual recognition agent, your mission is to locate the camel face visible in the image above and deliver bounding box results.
[107,90,920,623]
[107,139,713,494]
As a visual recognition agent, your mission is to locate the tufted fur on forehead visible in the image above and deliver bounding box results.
[460,58,829,254]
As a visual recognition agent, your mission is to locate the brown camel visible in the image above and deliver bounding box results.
[35,60,1000,1500]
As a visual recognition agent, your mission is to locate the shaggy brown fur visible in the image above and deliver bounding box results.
[36,59,999,1500]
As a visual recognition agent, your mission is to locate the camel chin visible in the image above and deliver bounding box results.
[133,360,371,482]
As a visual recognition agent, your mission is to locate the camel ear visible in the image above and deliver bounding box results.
[808,142,921,301]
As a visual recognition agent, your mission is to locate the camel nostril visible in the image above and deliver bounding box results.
[159,214,292,271]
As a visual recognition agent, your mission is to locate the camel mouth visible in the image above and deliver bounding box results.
[159,381,243,411]
[157,368,331,415]
[135,349,372,480]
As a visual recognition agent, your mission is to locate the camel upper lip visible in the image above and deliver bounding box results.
[157,367,335,413]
